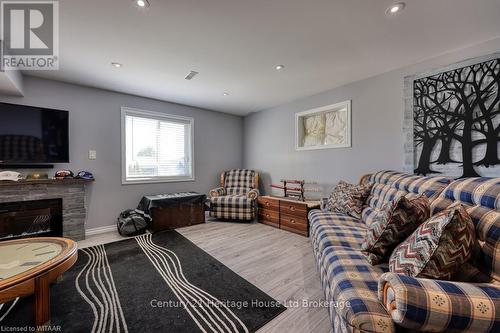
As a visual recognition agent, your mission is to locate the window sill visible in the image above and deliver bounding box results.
[122,177,195,185]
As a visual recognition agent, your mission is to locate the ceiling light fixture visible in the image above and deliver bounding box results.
[386,2,405,15]
[111,62,122,68]
[223,92,229,96]
[275,64,285,71]
[135,0,150,8]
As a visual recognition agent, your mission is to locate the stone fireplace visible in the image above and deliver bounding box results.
[0,179,92,240]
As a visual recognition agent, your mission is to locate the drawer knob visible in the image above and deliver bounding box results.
[266,214,270,218]
[266,202,270,206]
[291,219,295,223]
[289,206,295,211]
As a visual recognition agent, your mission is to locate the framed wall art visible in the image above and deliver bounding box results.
[295,100,351,151]
[403,53,500,178]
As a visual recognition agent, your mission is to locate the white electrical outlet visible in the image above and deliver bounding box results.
[88,150,97,160]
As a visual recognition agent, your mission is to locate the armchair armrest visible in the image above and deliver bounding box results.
[378,272,500,332]
[209,187,226,198]
[246,188,260,200]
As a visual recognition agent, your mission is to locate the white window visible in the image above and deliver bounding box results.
[121,107,194,184]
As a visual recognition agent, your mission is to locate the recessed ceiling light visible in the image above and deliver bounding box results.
[111,62,122,68]
[134,0,150,8]
[275,64,285,71]
[386,2,405,15]
[223,92,229,96]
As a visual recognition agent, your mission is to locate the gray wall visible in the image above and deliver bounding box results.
[243,38,500,197]
[2,38,499,230]
[0,76,243,230]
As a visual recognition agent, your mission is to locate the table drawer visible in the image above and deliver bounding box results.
[280,214,308,236]
[258,208,279,228]
[279,201,307,218]
[258,197,279,210]
[280,213,307,228]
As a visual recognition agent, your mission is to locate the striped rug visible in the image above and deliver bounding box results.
[1,231,286,332]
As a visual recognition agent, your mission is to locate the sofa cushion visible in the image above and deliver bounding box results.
[363,184,409,224]
[364,170,409,186]
[361,195,430,265]
[223,169,256,189]
[363,171,417,211]
[209,195,254,220]
[309,210,366,254]
[431,177,500,282]
[309,210,366,234]
[390,203,476,280]
[327,181,372,219]
[363,173,451,227]
[389,173,452,199]
[319,246,394,332]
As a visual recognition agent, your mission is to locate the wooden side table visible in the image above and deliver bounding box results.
[258,196,320,236]
[0,237,78,328]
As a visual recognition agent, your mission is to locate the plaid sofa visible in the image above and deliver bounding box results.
[208,169,259,221]
[310,171,500,332]
[379,177,500,332]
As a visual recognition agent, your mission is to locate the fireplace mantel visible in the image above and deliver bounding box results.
[0,179,94,187]
[0,179,94,240]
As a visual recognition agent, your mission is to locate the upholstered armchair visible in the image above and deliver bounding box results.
[209,169,260,221]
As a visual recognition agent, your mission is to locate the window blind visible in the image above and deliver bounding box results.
[123,111,193,182]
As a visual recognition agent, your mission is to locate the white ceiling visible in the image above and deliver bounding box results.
[26,0,500,115]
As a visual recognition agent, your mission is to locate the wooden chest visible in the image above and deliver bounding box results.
[151,201,205,232]
[137,192,206,232]
[257,196,320,237]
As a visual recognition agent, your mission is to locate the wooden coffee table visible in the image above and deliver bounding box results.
[0,237,78,327]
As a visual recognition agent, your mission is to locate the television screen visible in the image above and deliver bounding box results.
[0,102,69,164]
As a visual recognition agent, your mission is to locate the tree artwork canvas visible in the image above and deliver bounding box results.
[413,58,500,178]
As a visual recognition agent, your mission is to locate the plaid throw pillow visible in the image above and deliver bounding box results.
[327,181,372,219]
[361,195,430,265]
[389,203,475,280]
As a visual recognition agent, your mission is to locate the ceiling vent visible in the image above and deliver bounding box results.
[185,71,199,80]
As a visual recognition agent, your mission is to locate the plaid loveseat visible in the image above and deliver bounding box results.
[309,171,500,332]
[208,169,259,221]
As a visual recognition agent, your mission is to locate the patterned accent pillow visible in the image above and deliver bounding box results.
[389,203,476,280]
[327,181,372,219]
[361,195,430,265]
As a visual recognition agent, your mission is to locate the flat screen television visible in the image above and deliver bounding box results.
[0,102,69,167]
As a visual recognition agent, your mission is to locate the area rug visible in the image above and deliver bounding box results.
[2,231,286,332]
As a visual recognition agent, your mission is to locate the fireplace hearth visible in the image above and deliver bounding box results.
[0,199,63,241]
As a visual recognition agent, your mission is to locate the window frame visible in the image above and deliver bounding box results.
[120,107,195,185]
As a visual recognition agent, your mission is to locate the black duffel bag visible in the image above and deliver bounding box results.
[117,209,150,236]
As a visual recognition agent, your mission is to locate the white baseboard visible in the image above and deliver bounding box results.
[85,224,116,237]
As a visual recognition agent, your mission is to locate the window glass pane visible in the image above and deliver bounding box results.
[158,121,187,177]
[123,110,193,182]
[126,116,158,178]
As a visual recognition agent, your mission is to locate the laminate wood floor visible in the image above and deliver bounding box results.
[79,220,332,333]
